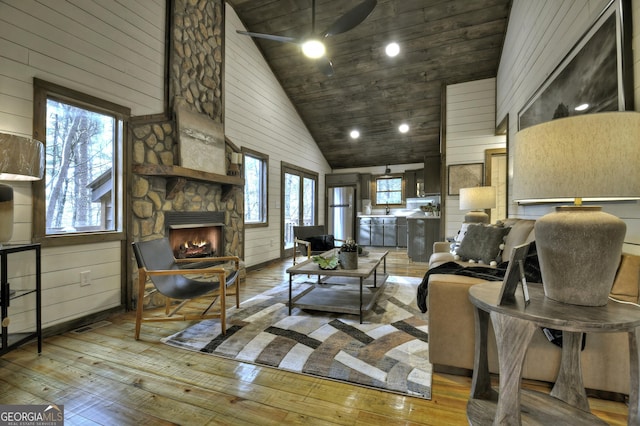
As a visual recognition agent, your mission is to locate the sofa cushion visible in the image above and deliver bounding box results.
[456,224,511,264]
[500,219,535,262]
[610,253,640,303]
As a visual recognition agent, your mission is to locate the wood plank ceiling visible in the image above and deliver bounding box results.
[226,0,512,169]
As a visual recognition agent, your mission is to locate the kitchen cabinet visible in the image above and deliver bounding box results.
[359,173,371,200]
[424,156,441,194]
[404,169,422,198]
[358,217,371,246]
[396,217,407,247]
[358,216,399,247]
[371,218,385,246]
[407,217,440,262]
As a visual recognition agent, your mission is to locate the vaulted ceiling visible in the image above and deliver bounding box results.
[226,0,512,169]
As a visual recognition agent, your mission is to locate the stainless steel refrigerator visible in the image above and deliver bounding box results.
[327,186,356,242]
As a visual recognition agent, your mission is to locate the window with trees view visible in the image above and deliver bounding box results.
[243,149,268,226]
[375,176,403,205]
[33,79,129,242]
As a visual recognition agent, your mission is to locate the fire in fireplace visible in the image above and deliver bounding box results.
[165,212,225,259]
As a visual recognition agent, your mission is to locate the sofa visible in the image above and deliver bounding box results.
[425,218,638,397]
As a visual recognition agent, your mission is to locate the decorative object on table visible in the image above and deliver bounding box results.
[448,163,483,196]
[513,112,640,306]
[162,275,432,400]
[338,238,358,270]
[0,133,45,246]
[420,203,437,216]
[518,0,633,130]
[459,186,496,224]
[497,243,531,306]
[311,254,339,270]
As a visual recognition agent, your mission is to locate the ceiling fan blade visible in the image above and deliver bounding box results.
[321,0,377,38]
[316,57,335,77]
[236,30,298,44]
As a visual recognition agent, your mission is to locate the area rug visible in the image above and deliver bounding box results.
[162,275,432,399]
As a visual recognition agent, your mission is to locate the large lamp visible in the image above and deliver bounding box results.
[513,112,640,306]
[460,186,496,224]
[0,133,45,246]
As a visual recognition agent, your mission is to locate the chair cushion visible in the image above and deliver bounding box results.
[306,235,335,251]
[456,224,510,264]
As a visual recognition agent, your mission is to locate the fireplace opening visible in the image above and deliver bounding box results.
[169,224,223,259]
[165,211,226,260]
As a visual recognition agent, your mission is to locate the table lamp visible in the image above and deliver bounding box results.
[513,112,640,306]
[460,186,496,224]
[0,133,45,246]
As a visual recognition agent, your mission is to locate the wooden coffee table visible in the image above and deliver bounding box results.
[285,249,389,323]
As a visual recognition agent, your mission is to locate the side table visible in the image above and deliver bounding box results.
[468,281,640,425]
[0,243,42,355]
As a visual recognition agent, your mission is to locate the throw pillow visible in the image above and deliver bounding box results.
[456,224,511,264]
[305,235,335,252]
[454,223,471,244]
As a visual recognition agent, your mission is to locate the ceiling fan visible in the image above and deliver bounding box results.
[236,0,377,77]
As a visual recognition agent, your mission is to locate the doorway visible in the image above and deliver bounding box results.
[281,163,318,258]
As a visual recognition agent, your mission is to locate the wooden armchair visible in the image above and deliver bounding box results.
[293,225,343,265]
[132,238,240,340]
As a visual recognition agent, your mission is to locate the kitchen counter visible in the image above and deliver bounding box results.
[407,212,440,220]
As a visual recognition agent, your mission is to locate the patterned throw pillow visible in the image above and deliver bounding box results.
[456,224,511,264]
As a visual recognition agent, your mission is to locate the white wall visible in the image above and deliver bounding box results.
[224,4,332,267]
[0,0,166,329]
[496,0,640,255]
[444,78,506,238]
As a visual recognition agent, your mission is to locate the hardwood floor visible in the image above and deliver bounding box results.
[0,249,629,425]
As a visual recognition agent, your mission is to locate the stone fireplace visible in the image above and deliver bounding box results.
[129,0,243,309]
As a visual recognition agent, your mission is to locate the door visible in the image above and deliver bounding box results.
[327,186,355,242]
[282,164,318,258]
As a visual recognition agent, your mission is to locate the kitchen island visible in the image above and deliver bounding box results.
[406,213,441,262]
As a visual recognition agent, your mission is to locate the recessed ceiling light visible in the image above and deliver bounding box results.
[385,42,400,57]
[301,39,325,58]
[350,129,360,139]
[575,103,589,111]
[398,123,409,133]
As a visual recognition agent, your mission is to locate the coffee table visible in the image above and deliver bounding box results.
[285,249,389,323]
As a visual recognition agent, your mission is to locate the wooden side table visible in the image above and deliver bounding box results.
[468,281,640,425]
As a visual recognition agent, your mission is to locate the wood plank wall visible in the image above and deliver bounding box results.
[0,0,166,330]
[444,78,506,239]
[496,0,640,255]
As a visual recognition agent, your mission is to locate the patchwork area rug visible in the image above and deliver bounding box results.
[162,275,432,399]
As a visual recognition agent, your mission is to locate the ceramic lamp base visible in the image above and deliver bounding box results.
[0,183,14,244]
[535,205,625,306]
[464,210,489,224]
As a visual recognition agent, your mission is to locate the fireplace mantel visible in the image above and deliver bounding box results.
[132,164,244,201]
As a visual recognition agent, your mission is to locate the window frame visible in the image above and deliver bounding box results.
[32,78,130,247]
[242,147,269,228]
[373,174,404,207]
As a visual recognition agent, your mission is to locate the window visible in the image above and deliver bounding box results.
[33,79,129,244]
[375,176,403,205]
[243,148,268,226]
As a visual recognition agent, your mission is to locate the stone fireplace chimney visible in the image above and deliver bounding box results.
[129,0,243,309]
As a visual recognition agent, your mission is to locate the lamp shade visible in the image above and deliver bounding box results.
[513,112,640,203]
[460,186,496,210]
[0,133,45,181]
[0,133,45,245]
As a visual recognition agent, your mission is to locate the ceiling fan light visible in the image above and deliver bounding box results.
[302,39,325,58]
